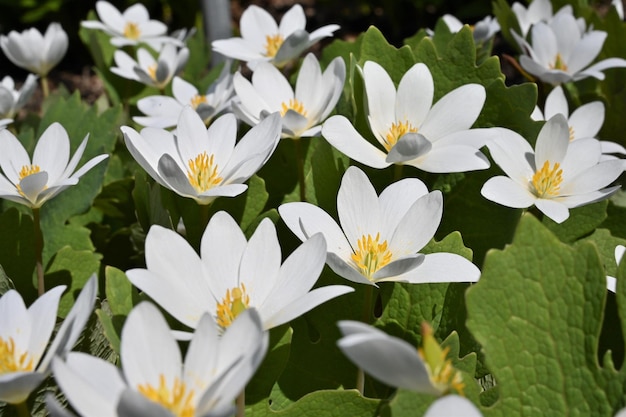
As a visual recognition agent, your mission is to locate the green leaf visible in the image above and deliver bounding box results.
[466,214,626,416]
[542,200,608,243]
[248,390,379,417]
[105,266,135,317]
[0,208,36,301]
[0,265,15,296]
[132,170,173,232]
[45,246,101,318]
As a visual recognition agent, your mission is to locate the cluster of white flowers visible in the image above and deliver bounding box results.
[0,0,625,416]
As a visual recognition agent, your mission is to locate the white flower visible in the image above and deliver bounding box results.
[51,302,268,417]
[122,107,281,205]
[279,166,481,286]
[441,14,500,43]
[481,114,624,224]
[0,23,68,76]
[531,86,626,158]
[81,1,180,49]
[126,211,353,333]
[0,123,109,208]
[0,74,38,124]
[614,0,625,20]
[424,395,483,417]
[607,245,625,293]
[111,43,189,89]
[337,321,464,395]
[134,64,234,129]
[0,275,97,404]
[233,53,345,139]
[513,12,626,85]
[322,61,493,173]
[212,4,339,68]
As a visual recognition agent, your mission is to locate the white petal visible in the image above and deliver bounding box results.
[26,286,66,365]
[424,395,483,417]
[535,198,570,223]
[363,61,396,139]
[569,101,604,140]
[0,129,30,183]
[337,166,380,247]
[32,123,69,183]
[481,176,536,208]
[401,253,481,284]
[543,86,569,119]
[408,145,490,173]
[396,63,433,127]
[534,114,570,166]
[378,177,428,236]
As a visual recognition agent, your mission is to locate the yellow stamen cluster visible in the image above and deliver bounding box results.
[16,164,43,197]
[264,34,284,57]
[531,160,563,198]
[351,233,393,280]
[568,126,575,142]
[137,375,195,417]
[147,64,158,82]
[418,322,465,395]
[216,284,250,328]
[550,53,568,72]
[0,337,34,375]
[384,121,418,151]
[123,22,141,40]
[190,95,208,110]
[186,151,223,193]
[280,99,308,117]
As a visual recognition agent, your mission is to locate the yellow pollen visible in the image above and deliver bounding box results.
[186,151,223,193]
[417,322,465,395]
[216,283,250,329]
[137,375,195,417]
[550,53,568,71]
[280,98,308,117]
[384,121,418,152]
[264,34,284,57]
[568,126,575,142]
[0,337,34,375]
[190,95,207,110]
[147,64,158,81]
[531,160,563,198]
[351,233,393,280]
[123,22,141,40]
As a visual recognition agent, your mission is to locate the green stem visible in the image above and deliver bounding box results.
[393,163,404,181]
[41,76,49,99]
[33,207,44,296]
[236,389,245,417]
[356,285,376,395]
[15,401,29,417]
[199,203,211,233]
[294,138,306,202]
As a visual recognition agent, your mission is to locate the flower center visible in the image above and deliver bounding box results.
[550,53,568,71]
[417,322,465,395]
[147,64,158,81]
[0,337,34,375]
[383,121,418,152]
[190,95,207,110]
[351,233,393,280]
[16,164,44,197]
[264,34,284,57]
[123,22,141,40]
[186,151,223,193]
[137,375,195,417]
[280,98,308,117]
[531,160,563,198]
[216,284,250,329]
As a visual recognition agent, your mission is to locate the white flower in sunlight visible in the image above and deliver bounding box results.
[126,212,353,333]
[441,14,500,43]
[0,74,38,124]
[322,61,494,173]
[0,124,109,208]
[337,321,465,395]
[513,12,626,85]
[51,302,268,417]
[607,245,625,293]
[0,276,97,404]
[122,108,281,205]
[134,64,234,129]
[0,23,68,76]
[614,0,625,20]
[279,166,481,286]
[212,4,339,68]
[481,114,624,224]
[111,43,189,89]
[531,86,626,158]
[81,1,180,49]
[233,53,345,139]
[424,395,483,417]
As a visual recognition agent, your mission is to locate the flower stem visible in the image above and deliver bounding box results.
[41,76,49,99]
[15,401,29,417]
[236,389,245,417]
[199,203,212,232]
[394,163,404,181]
[33,207,45,296]
[294,138,306,202]
[356,285,375,395]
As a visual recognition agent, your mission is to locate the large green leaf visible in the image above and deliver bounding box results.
[466,214,626,416]
[0,208,36,300]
